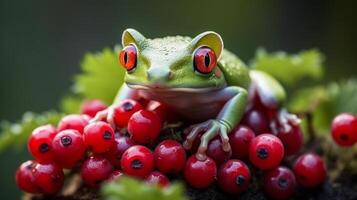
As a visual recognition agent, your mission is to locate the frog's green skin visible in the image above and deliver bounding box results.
[94,29,299,160]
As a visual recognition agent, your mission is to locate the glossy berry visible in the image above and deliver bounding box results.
[293,153,326,188]
[217,159,251,194]
[119,45,137,71]
[207,136,232,166]
[145,171,170,188]
[241,109,270,135]
[193,47,217,74]
[81,156,114,188]
[83,121,115,154]
[113,99,143,128]
[121,145,154,178]
[127,110,161,144]
[15,160,39,194]
[57,114,89,134]
[277,123,303,156]
[146,100,168,123]
[249,134,284,170]
[52,129,86,168]
[80,99,107,118]
[28,125,57,163]
[331,113,357,147]
[154,140,186,174]
[32,162,64,195]
[229,125,255,159]
[108,170,124,182]
[184,155,217,189]
[106,136,136,168]
[263,166,296,200]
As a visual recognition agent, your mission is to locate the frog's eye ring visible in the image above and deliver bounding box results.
[119,45,137,71]
[193,47,217,74]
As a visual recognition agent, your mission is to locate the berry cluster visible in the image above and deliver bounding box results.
[16,98,344,200]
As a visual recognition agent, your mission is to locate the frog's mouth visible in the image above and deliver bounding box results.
[126,83,223,93]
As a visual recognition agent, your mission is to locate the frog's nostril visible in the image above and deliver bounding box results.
[147,68,172,81]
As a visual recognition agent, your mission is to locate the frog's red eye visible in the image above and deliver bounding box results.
[193,47,217,74]
[119,45,137,71]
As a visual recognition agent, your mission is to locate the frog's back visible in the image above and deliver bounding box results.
[218,49,251,89]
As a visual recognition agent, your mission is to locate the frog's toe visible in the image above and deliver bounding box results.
[219,126,231,152]
[272,109,301,134]
[106,107,117,130]
[183,120,211,149]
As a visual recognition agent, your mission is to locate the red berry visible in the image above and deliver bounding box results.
[217,159,251,194]
[145,171,170,187]
[207,136,232,166]
[154,140,186,174]
[293,153,326,188]
[57,114,89,134]
[146,100,168,123]
[33,162,64,195]
[108,170,124,182]
[242,109,270,135]
[106,136,136,168]
[15,160,39,194]
[52,129,86,168]
[81,156,114,188]
[127,110,161,144]
[121,145,154,178]
[331,113,357,147]
[277,123,303,156]
[229,125,255,159]
[184,155,217,189]
[28,125,57,163]
[113,99,143,128]
[183,131,203,154]
[263,166,296,199]
[80,99,107,118]
[83,121,115,154]
[249,134,284,170]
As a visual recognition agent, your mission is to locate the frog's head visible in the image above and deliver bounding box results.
[119,28,226,91]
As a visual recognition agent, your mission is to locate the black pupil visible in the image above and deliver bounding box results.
[204,53,210,67]
[124,52,128,64]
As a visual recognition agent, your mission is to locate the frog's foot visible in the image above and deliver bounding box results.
[270,109,301,135]
[183,119,231,161]
[89,106,116,130]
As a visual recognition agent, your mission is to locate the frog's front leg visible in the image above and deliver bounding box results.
[183,86,248,161]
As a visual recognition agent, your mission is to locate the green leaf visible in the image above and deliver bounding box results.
[0,111,63,153]
[250,48,324,86]
[101,176,187,200]
[289,79,357,133]
[60,95,83,114]
[73,47,125,105]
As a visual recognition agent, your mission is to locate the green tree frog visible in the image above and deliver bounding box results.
[93,29,300,160]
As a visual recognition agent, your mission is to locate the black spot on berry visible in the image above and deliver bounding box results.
[123,102,134,111]
[278,178,288,189]
[257,148,268,159]
[39,143,50,153]
[61,136,72,146]
[340,133,349,141]
[235,175,245,185]
[103,131,112,140]
[131,159,143,169]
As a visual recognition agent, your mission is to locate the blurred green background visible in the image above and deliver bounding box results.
[0,0,356,199]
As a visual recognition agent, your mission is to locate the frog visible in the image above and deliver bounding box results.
[92,28,300,160]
